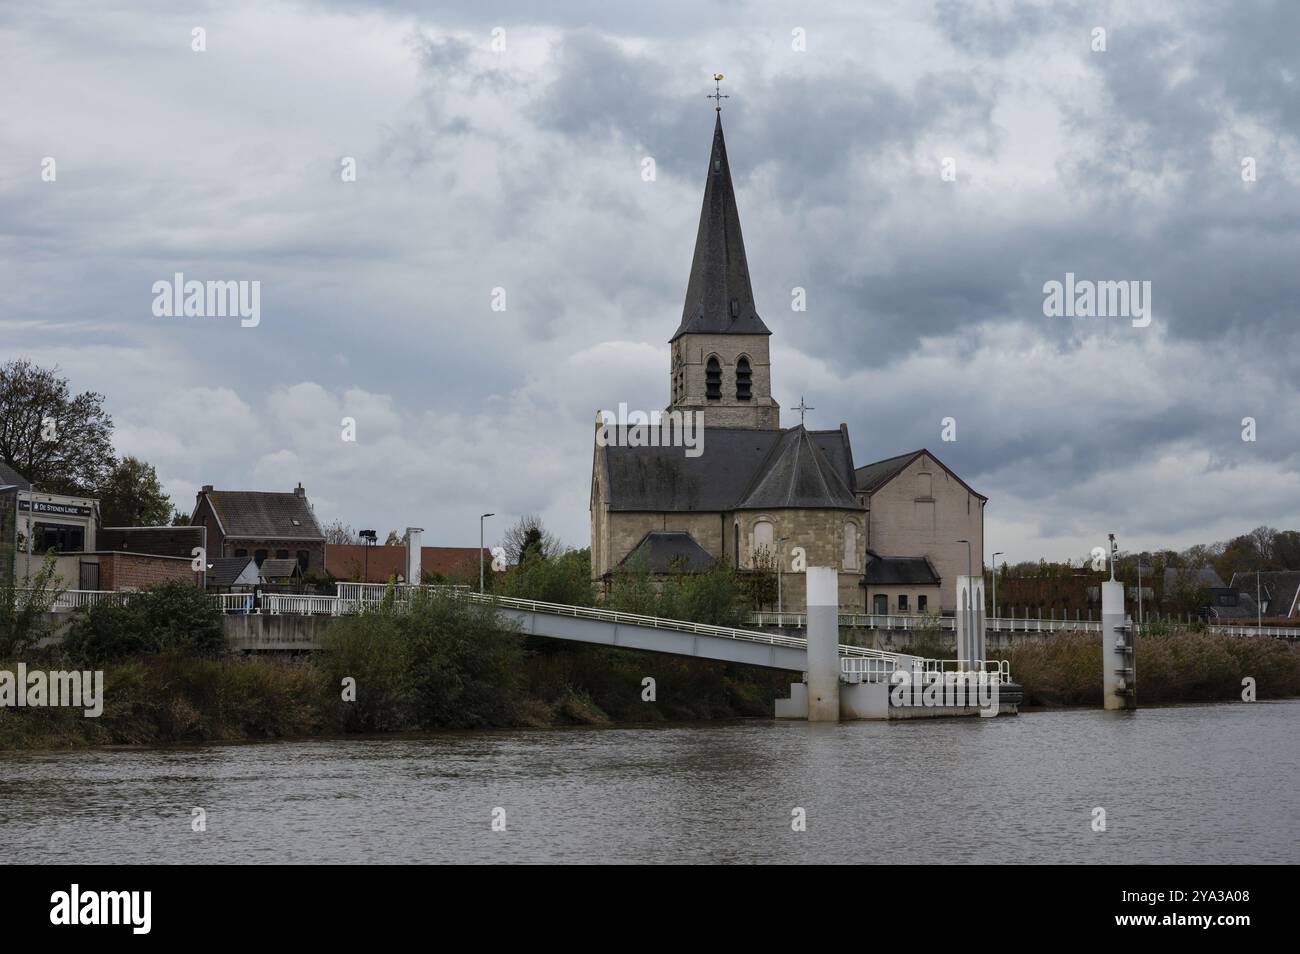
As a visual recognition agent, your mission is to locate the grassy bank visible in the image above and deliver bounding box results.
[997,629,1300,706]
[0,647,789,751]
[0,582,789,750]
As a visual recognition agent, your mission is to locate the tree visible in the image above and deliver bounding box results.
[0,552,65,657]
[97,456,173,526]
[502,514,559,564]
[171,508,191,526]
[322,519,358,545]
[0,359,114,495]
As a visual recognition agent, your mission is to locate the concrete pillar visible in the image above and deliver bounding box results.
[956,575,986,669]
[1101,580,1136,710]
[405,527,424,585]
[805,566,840,722]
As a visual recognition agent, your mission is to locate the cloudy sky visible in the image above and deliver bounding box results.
[2,0,1298,562]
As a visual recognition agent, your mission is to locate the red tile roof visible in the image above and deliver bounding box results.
[326,544,488,583]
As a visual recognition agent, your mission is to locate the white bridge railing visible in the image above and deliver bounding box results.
[751,612,1300,640]
[841,656,1011,685]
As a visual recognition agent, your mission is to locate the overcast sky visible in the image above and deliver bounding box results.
[2,0,1298,563]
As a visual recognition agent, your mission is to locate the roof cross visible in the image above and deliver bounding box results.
[795,396,815,427]
[707,73,729,112]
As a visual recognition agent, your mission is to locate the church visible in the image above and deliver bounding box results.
[589,109,986,614]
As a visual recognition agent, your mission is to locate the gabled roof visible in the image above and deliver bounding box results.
[854,448,987,501]
[600,425,859,512]
[671,114,770,342]
[615,531,717,574]
[206,556,256,588]
[1164,566,1226,591]
[98,526,204,560]
[1229,571,1300,615]
[0,461,32,490]
[863,555,941,586]
[199,489,323,540]
[259,558,302,579]
[736,426,857,510]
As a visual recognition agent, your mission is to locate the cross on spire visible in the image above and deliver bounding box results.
[795,396,815,426]
[707,73,729,112]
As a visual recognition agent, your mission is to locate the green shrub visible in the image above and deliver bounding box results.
[63,581,225,665]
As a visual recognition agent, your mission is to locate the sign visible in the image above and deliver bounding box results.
[18,499,93,518]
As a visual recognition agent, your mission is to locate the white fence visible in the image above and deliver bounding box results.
[18,587,1300,643]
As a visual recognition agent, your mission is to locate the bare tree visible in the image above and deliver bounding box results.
[322,519,358,545]
[501,514,560,564]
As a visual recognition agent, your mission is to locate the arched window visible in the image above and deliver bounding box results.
[751,520,774,566]
[736,356,752,401]
[843,522,859,570]
[705,356,721,400]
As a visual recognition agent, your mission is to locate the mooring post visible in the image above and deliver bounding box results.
[1101,580,1136,710]
[805,566,840,722]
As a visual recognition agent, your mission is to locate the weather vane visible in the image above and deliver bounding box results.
[795,396,814,426]
[707,73,728,112]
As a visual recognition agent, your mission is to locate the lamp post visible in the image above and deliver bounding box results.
[957,538,973,592]
[991,551,1003,618]
[480,513,495,593]
[1257,568,1262,629]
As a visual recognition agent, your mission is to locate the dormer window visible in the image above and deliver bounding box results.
[736,357,752,401]
[705,356,722,400]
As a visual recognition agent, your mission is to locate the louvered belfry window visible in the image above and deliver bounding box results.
[736,357,752,400]
[706,356,722,400]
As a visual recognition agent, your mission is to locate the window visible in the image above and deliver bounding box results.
[276,549,289,560]
[843,523,858,570]
[297,550,310,573]
[254,549,268,567]
[234,548,248,558]
[917,473,933,497]
[751,520,774,566]
[873,594,887,614]
[736,357,752,400]
[34,522,85,553]
[918,595,928,613]
[705,356,722,400]
[899,594,909,612]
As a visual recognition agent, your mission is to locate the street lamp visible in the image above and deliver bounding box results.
[991,551,1004,618]
[957,538,973,599]
[480,513,495,593]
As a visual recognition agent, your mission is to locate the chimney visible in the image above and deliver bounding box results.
[200,485,213,495]
[294,483,305,497]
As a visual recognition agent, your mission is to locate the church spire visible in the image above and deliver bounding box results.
[670,112,771,342]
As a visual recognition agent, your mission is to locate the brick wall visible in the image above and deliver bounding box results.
[102,553,200,590]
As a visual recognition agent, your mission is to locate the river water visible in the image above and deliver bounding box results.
[2,701,1297,864]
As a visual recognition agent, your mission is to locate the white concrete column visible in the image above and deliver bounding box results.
[956,575,985,669]
[405,527,424,585]
[1101,580,1135,710]
[805,566,840,722]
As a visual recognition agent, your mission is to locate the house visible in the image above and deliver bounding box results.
[205,556,259,591]
[862,552,942,616]
[1228,571,1300,620]
[190,483,325,573]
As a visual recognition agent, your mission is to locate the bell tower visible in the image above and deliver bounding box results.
[667,105,779,430]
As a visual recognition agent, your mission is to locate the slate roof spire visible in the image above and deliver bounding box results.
[671,113,771,342]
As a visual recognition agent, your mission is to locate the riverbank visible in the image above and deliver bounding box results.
[0,644,789,751]
[4,625,1297,751]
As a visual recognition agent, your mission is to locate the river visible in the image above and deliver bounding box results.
[3,701,1297,864]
